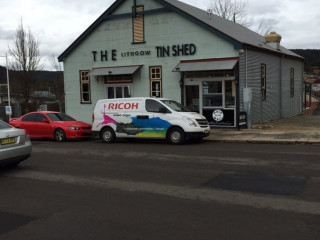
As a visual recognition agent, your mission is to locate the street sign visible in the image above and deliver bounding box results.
[5,106,12,116]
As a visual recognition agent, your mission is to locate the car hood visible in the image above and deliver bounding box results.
[54,121,92,127]
[175,112,206,120]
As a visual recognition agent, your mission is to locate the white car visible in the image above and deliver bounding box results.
[0,120,32,167]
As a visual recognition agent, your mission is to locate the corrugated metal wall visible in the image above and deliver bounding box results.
[281,58,304,118]
[239,49,303,124]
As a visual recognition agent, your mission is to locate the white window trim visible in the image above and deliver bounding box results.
[105,84,133,99]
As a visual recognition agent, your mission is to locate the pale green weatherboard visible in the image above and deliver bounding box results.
[63,0,238,123]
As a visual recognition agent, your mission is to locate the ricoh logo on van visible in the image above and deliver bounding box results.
[91,43,197,62]
[108,102,139,110]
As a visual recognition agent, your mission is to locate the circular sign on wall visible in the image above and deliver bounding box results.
[212,109,224,122]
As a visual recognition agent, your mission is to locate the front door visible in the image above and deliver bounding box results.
[185,85,199,113]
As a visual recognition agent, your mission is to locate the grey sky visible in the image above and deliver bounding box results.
[0,0,319,70]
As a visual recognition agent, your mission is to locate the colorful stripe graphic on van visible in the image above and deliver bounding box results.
[131,117,172,137]
[96,104,117,127]
[97,104,172,137]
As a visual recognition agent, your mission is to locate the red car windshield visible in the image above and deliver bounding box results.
[47,113,76,121]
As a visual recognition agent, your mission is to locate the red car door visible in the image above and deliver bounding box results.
[33,113,53,138]
[19,113,38,137]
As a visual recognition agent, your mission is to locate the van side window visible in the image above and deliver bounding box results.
[146,99,165,112]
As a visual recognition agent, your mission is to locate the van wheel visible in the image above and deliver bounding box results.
[54,128,66,142]
[101,127,116,143]
[167,127,185,145]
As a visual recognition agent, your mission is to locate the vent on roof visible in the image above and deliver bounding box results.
[265,32,282,50]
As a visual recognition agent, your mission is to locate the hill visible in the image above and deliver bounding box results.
[290,49,320,72]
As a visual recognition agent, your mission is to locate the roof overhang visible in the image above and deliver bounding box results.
[87,65,143,76]
[173,57,239,72]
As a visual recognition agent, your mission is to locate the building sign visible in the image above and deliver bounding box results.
[91,43,197,62]
[202,109,235,127]
[155,44,196,57]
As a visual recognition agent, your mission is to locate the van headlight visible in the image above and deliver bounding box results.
[183,117,197,127]
[68,126,80,130]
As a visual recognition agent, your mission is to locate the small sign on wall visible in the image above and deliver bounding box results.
[5,106,12,116]
[239,111,247,128]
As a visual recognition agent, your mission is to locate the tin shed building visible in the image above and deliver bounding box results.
[58,0,304,128]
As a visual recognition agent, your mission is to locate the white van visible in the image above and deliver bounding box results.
[92,97,210,144]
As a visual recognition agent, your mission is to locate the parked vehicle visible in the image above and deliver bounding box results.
[10,112,92,142]
[92,97,210,144]
[0,120,32,167]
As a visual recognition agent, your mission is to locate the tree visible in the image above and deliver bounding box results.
[8,19,42,114]
[255,19,274,36]
[209,0,252,27]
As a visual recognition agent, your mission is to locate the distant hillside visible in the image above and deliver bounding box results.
[290,49,320,71]
[0,66,62,84]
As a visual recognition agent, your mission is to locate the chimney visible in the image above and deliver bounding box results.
[207,9,212,20]
[264,32,282,50]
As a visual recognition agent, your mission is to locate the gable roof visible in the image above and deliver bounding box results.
[58,0,303,62]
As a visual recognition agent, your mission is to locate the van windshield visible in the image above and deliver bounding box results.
[161,100,191,112]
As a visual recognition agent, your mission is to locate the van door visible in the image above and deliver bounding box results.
[132,99,171,138]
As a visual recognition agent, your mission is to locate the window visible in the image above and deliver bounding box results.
[202,81,223,107]
[146,99,165,112]
[290,68,294,97]
[106,85,131,99]
[47,113,76,121]
[133,6,144,43]
[0,120,12,129]
[261,64,266,101]
[22,113,48,122]
[80,70,91,103]
[150,67,162,97]
[22,113,38,122]
[225,80,235,108]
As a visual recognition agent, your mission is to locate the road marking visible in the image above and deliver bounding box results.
[5,170,320,215]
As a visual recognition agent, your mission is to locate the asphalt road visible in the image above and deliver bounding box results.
[0,139,320,240]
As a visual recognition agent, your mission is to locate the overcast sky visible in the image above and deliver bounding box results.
[0,0,319,70]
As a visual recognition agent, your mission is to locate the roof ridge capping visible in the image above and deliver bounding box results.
[162,0,303,59]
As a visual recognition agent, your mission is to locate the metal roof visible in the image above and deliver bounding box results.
[173,58,239,72]
[162,0,302,59]
[87,65,142,76]
[58,0,303,62]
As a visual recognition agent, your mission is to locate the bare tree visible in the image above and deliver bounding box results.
[8,19,42,114]
[209,0,252,27]
[49,54,62,72]
[255,19,275,36]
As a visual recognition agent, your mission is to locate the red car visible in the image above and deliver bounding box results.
[9,111,92,142]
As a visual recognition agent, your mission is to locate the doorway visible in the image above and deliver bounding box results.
[185,85,199,112]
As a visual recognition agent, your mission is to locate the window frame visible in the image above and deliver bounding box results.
[106,84,132,99]
[149,66,162,98]
[290,68,294,97]
[261,64,266,101]
[132,5,145,44]
[80,70,91,104]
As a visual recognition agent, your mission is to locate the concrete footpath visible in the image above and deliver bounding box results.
[206,115,320,144]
